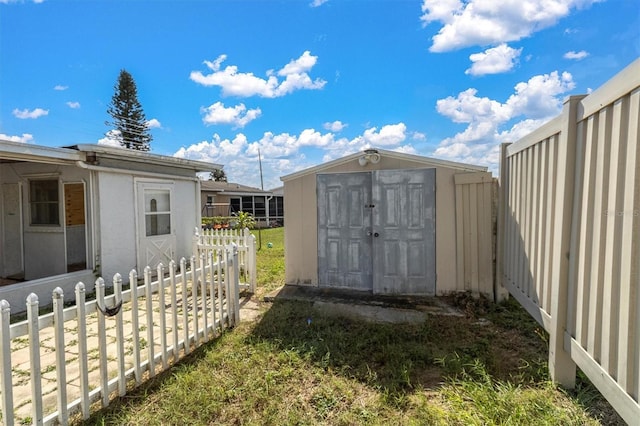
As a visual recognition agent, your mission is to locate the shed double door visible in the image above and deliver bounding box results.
[317,168,435,295]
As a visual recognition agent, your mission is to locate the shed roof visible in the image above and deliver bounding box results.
[280,148,487,182]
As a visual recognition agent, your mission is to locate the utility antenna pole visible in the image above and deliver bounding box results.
[258,148,264,190]
[257,148,264,249]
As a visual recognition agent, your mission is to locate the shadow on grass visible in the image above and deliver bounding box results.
[247,297,549,397]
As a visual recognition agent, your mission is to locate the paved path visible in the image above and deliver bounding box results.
[2,289,263,424]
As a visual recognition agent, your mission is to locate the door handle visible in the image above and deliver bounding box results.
[373,232,379,237]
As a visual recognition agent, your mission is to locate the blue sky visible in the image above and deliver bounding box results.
[1,0,638,189]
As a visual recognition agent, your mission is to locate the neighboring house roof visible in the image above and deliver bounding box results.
[200,181,271,196]
[269,186,284,196]
[280,148,488,182]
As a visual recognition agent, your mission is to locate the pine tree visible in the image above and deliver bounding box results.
[106,69,152,151]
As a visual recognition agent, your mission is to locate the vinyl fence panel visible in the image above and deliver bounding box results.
[499,58,640,424]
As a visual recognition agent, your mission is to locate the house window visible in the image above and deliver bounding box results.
[230,198,241,214]
[144,189,171,236]
[241,196,254,213]
[254,196,266,218]
[30,179,60,225]
[206,195,213,205]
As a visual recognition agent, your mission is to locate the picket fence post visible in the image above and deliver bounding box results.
[27,293,43,425]
[230,243,240,326]
[113,273,126,397]
[247,230,257,293]
[0,299,14,426]
[130,269,141,384]
[216,251,224,332]
[208,250,217,336]
[180,258,190,355]
[192,227,201,260]
[96,277,109,408]
[144,266,155,378]
[199,254,208,342]
[52,287,68,424]
[169,260,179,361]
[75,282,90,419]
[158,263,168,370]
[190,256,199,347]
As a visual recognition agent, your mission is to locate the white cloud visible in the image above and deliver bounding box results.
[201,102,262,128]
[190,51,326,98]
[0,133,34,143]
[421,0,600,52]
[564,50,589,60]
[412,131,427,141]
[310,0,328,7]
[361,123,407,147]
[12,108,49,119]
[174,122,410,189]
[323,120,347,132]
[98,129,123,147]
[54,85,68,91]
[432,71,576,171]
[66,101,81,109]
[466,44,522,76]
[146,118,162,129]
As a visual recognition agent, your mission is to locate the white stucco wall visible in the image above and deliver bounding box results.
[96,172,137,281]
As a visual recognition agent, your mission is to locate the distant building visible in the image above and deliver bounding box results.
[200,181,284,227]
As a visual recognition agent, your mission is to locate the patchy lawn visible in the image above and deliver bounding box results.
[80,227,623,425]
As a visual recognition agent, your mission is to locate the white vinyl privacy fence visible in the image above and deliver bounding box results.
[0,245,242,425]
[497,58,639,424]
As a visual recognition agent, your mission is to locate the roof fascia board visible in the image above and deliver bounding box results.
[1,140,84,163]
[73,144,222,172]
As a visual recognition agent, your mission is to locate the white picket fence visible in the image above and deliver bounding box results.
[194,227,257,293]
[0,246,241,425]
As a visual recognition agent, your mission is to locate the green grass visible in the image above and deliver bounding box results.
[254,227,285,294]
[80,227,622,425]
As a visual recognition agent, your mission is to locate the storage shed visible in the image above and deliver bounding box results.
[281,148,497,299]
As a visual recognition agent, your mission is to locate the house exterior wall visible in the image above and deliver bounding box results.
[97,173,200,281]
[96,172,137,281]
[0,161,92,280]
[283,156,470,295]
[173,178,201,259]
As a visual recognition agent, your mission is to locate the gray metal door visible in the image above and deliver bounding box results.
[317,172,372,290]
[372,168,436,295]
